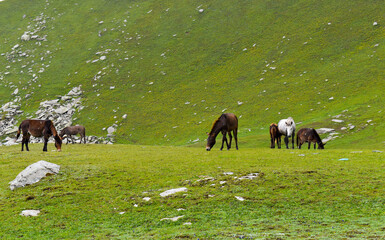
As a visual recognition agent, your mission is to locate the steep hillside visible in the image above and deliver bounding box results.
[0,0,384,148]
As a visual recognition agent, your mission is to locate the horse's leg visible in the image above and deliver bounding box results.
[228,132,232,150]
[71,135,75,144]
[24,133,30,151]
[314,143,316,149]
[270,136,275,148]
[298,140,302,149]
[308,141,311,149]
[234,129,238,150]
[220,131,228,151]
[21,137,25,151]
[291,133,295,149]
[284,136,289,149]
[43,136,48,152]
[277,136,281,149]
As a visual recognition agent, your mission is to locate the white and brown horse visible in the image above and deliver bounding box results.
[278,117,296,149]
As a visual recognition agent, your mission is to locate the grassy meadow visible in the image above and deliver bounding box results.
[1,143,385,239]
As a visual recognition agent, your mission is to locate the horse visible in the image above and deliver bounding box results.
[269,123,281,148]
[16,119,62,152]
[59,125,86,144]
[206,113,238,151]
[296,128,326,149]
[278,117,296,149]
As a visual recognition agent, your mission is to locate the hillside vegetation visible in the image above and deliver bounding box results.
[0,0,384,148]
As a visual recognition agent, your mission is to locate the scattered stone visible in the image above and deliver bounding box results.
[160,215,184,222]
[183,222,192,225]
[235,196,245,201]
[372,150,383,153]
[332,119,344,123]
[9,161,60,190]
[223,172,234,175]
[160,187,187,197]
[238,173,260,180]
[143,197,151,201]
[20,210,40,217]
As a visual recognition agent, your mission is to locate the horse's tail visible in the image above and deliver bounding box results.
[16,123,22,141]
[296,132,299,147]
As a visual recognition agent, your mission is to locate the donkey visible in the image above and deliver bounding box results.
[278,117,296,149]
[16,119,62,152]
[59,125,86,144]
[269,123,281,148]
[297,128,326,149]
[206,113,238,151]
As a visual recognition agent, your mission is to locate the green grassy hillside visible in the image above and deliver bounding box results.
[0,0,384,148]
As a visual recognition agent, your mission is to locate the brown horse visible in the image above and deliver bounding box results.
[59,125,86,144]
[296,128,326,149]
[269,123,281,148]
[16,119,62,152]
[206,113,238,151]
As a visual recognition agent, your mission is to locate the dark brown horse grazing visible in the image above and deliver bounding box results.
[206,113,238,151]
[16,119,62,152]
[269,123,281,148]
[296,128,326,149]
[59,125,86,144]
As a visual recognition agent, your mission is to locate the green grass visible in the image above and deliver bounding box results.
[1,144,385,239]
[0,0,385,148]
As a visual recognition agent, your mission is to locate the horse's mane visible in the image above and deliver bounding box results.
[209,115,225,135]
[312,129,322,142]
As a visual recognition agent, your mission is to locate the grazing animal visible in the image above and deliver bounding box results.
[269,123,281,148]
[16,119,62,152]
[206,113,238,151]
[297,128,326,149]
[59,125,86,144]
[278,117,296,149]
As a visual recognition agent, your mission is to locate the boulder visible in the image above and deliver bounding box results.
[9,161,60,190]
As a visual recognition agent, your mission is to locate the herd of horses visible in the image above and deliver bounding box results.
[15,119,86,152]
[14,113,325,152]
[206,113,326,151]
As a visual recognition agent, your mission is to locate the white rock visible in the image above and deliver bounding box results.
[9,161,60,190]
[107,126,116,134]
[373,22,378,26]
[100,56,106,60]
[160,215,184,221]
[122,114,127,119]
[143,197,151,201]
[235,196,245,201]
[198,9,204,13]
[316,128,335,134]
[332,119,344,123]
[160,187,187,197]
[20,210,40,216]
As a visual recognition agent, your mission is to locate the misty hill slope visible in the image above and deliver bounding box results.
[0,0,384,148]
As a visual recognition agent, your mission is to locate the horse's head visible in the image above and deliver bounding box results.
[318,141,326,149]
[206,134,216,151]
[54,135,62,152]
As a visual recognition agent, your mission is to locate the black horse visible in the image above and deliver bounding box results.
[206,113,238,151]
[297,128,326,149]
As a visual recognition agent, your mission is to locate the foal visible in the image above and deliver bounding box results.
[59,125,86,144]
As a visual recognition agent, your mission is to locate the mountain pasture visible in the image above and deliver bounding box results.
[1,144,385,239]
